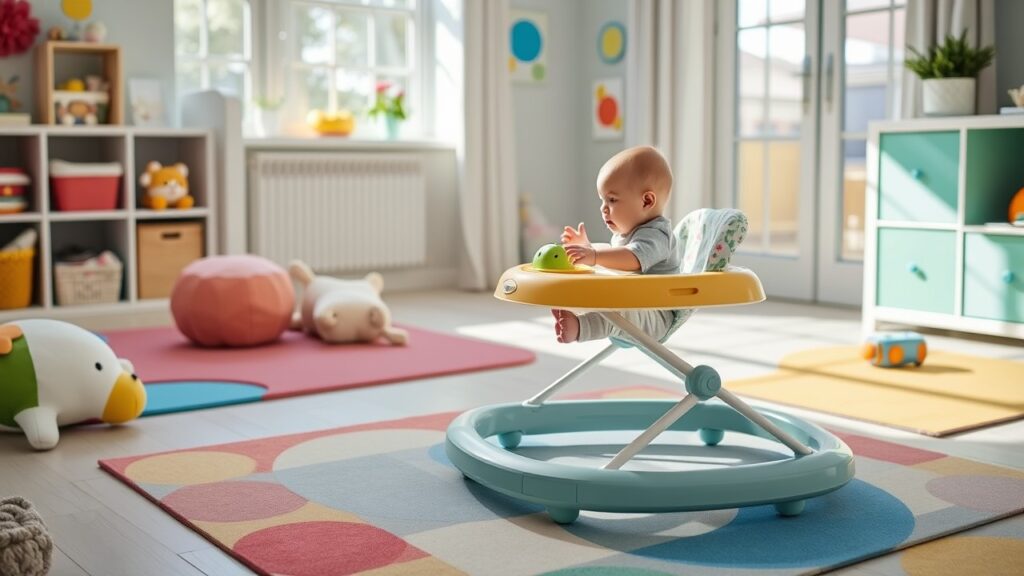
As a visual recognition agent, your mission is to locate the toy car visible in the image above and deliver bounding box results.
[861,331,926,368]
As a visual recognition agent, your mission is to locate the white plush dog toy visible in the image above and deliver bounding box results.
[289,260,408,345]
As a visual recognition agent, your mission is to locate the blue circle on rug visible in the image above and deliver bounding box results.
[142,381,266,416]
[511,20,542,62]
[565,480,914,569]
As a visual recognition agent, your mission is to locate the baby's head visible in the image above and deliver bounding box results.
[595,145,673,235]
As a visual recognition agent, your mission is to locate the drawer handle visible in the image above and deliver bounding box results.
[910,168,923,180]
[161,232,182,240]
[907,262,920,274]
[1003,270,1016,284]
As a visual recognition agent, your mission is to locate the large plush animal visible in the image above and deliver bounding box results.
[289,260,408,345]
[0,320,145,450]
[139,161,194,210]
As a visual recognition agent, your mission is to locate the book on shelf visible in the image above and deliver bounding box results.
[0,113,30,126]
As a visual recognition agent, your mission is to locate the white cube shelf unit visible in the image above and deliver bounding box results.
[0,125,216,320]
[863,115,1024,340]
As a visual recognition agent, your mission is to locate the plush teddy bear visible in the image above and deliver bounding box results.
[139,161,194,210]
[289,260,408,345]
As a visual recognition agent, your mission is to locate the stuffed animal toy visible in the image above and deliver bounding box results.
[139,161,194,210]
[289,260,408,345]
[0,319,145,450]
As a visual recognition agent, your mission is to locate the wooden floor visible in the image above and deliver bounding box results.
[2,291,1022,575]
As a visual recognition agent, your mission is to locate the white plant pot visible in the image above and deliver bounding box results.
[922,78,976,117]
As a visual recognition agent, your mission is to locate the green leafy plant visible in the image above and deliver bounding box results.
[904,30,995,79]
[367,81,407,121]
[253,96,283,111]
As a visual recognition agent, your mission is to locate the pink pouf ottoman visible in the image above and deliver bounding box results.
[171,255,295,347]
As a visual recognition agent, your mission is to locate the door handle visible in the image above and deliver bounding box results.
[825,53,834,107]
[800,54,812,108]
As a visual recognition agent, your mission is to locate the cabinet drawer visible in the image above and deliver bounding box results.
[963,234,1024,323]
[137,222,204,299]
[876,228,955,314]
[878,131,960,223]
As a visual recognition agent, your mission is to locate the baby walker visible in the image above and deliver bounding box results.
[445,209,855,524]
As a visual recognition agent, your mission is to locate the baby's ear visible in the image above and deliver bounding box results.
[643,190,657,208]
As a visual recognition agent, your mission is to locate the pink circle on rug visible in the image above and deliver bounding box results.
[171,255,294,347]
[162,481,307,522]
[926,475,1024,512]
[234,521,411,575]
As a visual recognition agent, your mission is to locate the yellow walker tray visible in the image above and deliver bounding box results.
[445,263,855,524]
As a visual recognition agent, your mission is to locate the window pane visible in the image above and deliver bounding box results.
[292,67,330,112]
[769,0,804,22]
[737,140,765,251]
[844,11,890,132]
[336,69,373,113]
[841,139,867,261]
[295,4,333,65]
[368,0,414,7]
[208,0,247,57]
[209,62,247,99]
[738,27,766,137]
[847,0,890,11]
[374,13,409,68]
[767,23,804,136]
[892,7,905,109]
[336,9,369,68]
[738,0,767,28]
[768,140,800,256]
[175,0,202,56]
[176,61,203,96]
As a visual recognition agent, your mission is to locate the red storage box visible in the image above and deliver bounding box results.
[50,160,123,211]
[0,167,30,214]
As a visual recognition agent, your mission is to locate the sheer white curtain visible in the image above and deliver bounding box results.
[458,0,520,290]
[627,0,715,220]
[901,0,997,117]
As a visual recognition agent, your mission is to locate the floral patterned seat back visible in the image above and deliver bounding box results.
[675,208,749,274]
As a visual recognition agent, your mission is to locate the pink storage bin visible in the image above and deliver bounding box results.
[50,159,123,211]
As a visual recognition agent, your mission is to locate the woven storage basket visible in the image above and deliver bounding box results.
[54,260,123,306]
[0,248,34,309]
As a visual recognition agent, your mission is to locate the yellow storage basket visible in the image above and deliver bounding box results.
[0,248,35,310]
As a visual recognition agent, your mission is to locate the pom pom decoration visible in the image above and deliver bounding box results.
[0,0,40,57]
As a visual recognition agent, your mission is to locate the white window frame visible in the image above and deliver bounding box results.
[174,0,255,120]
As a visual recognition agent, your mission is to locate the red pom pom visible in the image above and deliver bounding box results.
[0,0,40,57]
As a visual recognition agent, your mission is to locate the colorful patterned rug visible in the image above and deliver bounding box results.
[727,346,1024,436]
[98,387,1024,575]
[102,325,534,416]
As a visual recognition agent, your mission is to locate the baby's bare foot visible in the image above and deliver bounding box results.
[552,309,580,343]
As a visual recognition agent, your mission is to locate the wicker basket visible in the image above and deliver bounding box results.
[54,259,123,306]
[0,248,34,309]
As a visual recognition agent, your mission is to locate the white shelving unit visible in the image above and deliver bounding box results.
[863,115,1024,340]
[0,125,216,321]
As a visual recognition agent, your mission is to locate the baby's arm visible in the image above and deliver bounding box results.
[565,245,641,271]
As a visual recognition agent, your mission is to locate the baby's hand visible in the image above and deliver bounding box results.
[565,244,597,266]
[561,222,591,246]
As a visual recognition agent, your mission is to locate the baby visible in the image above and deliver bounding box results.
[553,145,680,343]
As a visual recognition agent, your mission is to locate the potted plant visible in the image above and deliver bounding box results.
[367,81,407,139]
[904,30,995,117]
[252,96,283,137]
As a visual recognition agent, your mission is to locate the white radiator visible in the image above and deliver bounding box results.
[249,152,426,272]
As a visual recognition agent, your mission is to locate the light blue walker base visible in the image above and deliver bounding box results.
[444,310,856,524]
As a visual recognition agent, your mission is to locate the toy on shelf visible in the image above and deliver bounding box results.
[0,75,30,125]
[306,109,355,136]
[0,167,29,213]
[0,318,145,450]
[862,331,927,368]
[53,75,109,125]
[446,209,854,524]
[82,21,105,42]
[49,159,122,211]
[138,161,193,210]
[289,260,408,345]
[1009,187,1024,226]
[0,228,37,310]
[36,41,123,125]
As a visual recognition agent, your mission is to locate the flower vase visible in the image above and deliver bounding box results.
[385,116,400,140]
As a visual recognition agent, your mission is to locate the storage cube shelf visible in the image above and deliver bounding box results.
[864,115,1024,340]
[0,126,215,319]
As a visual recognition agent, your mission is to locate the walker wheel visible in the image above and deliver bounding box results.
[774,499,805,517]
[547,506,580,524]
[497,431,523,449]
[699,428,725,446]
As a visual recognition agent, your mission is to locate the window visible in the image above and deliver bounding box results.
[174,0,254,115]
[285,0,418,136]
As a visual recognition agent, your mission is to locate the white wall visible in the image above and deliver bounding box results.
[0,0,176,124]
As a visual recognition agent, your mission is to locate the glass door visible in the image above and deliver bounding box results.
[817,0,906,306]
[715,0,820,301]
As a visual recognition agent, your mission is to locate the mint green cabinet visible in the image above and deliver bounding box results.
[878,131,960,223]
[876,228,955,314]
[963,234,1024,323]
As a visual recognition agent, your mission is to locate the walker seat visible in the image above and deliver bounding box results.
[445,209,855,524]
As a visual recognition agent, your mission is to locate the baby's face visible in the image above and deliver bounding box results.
[597,183,651,236]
